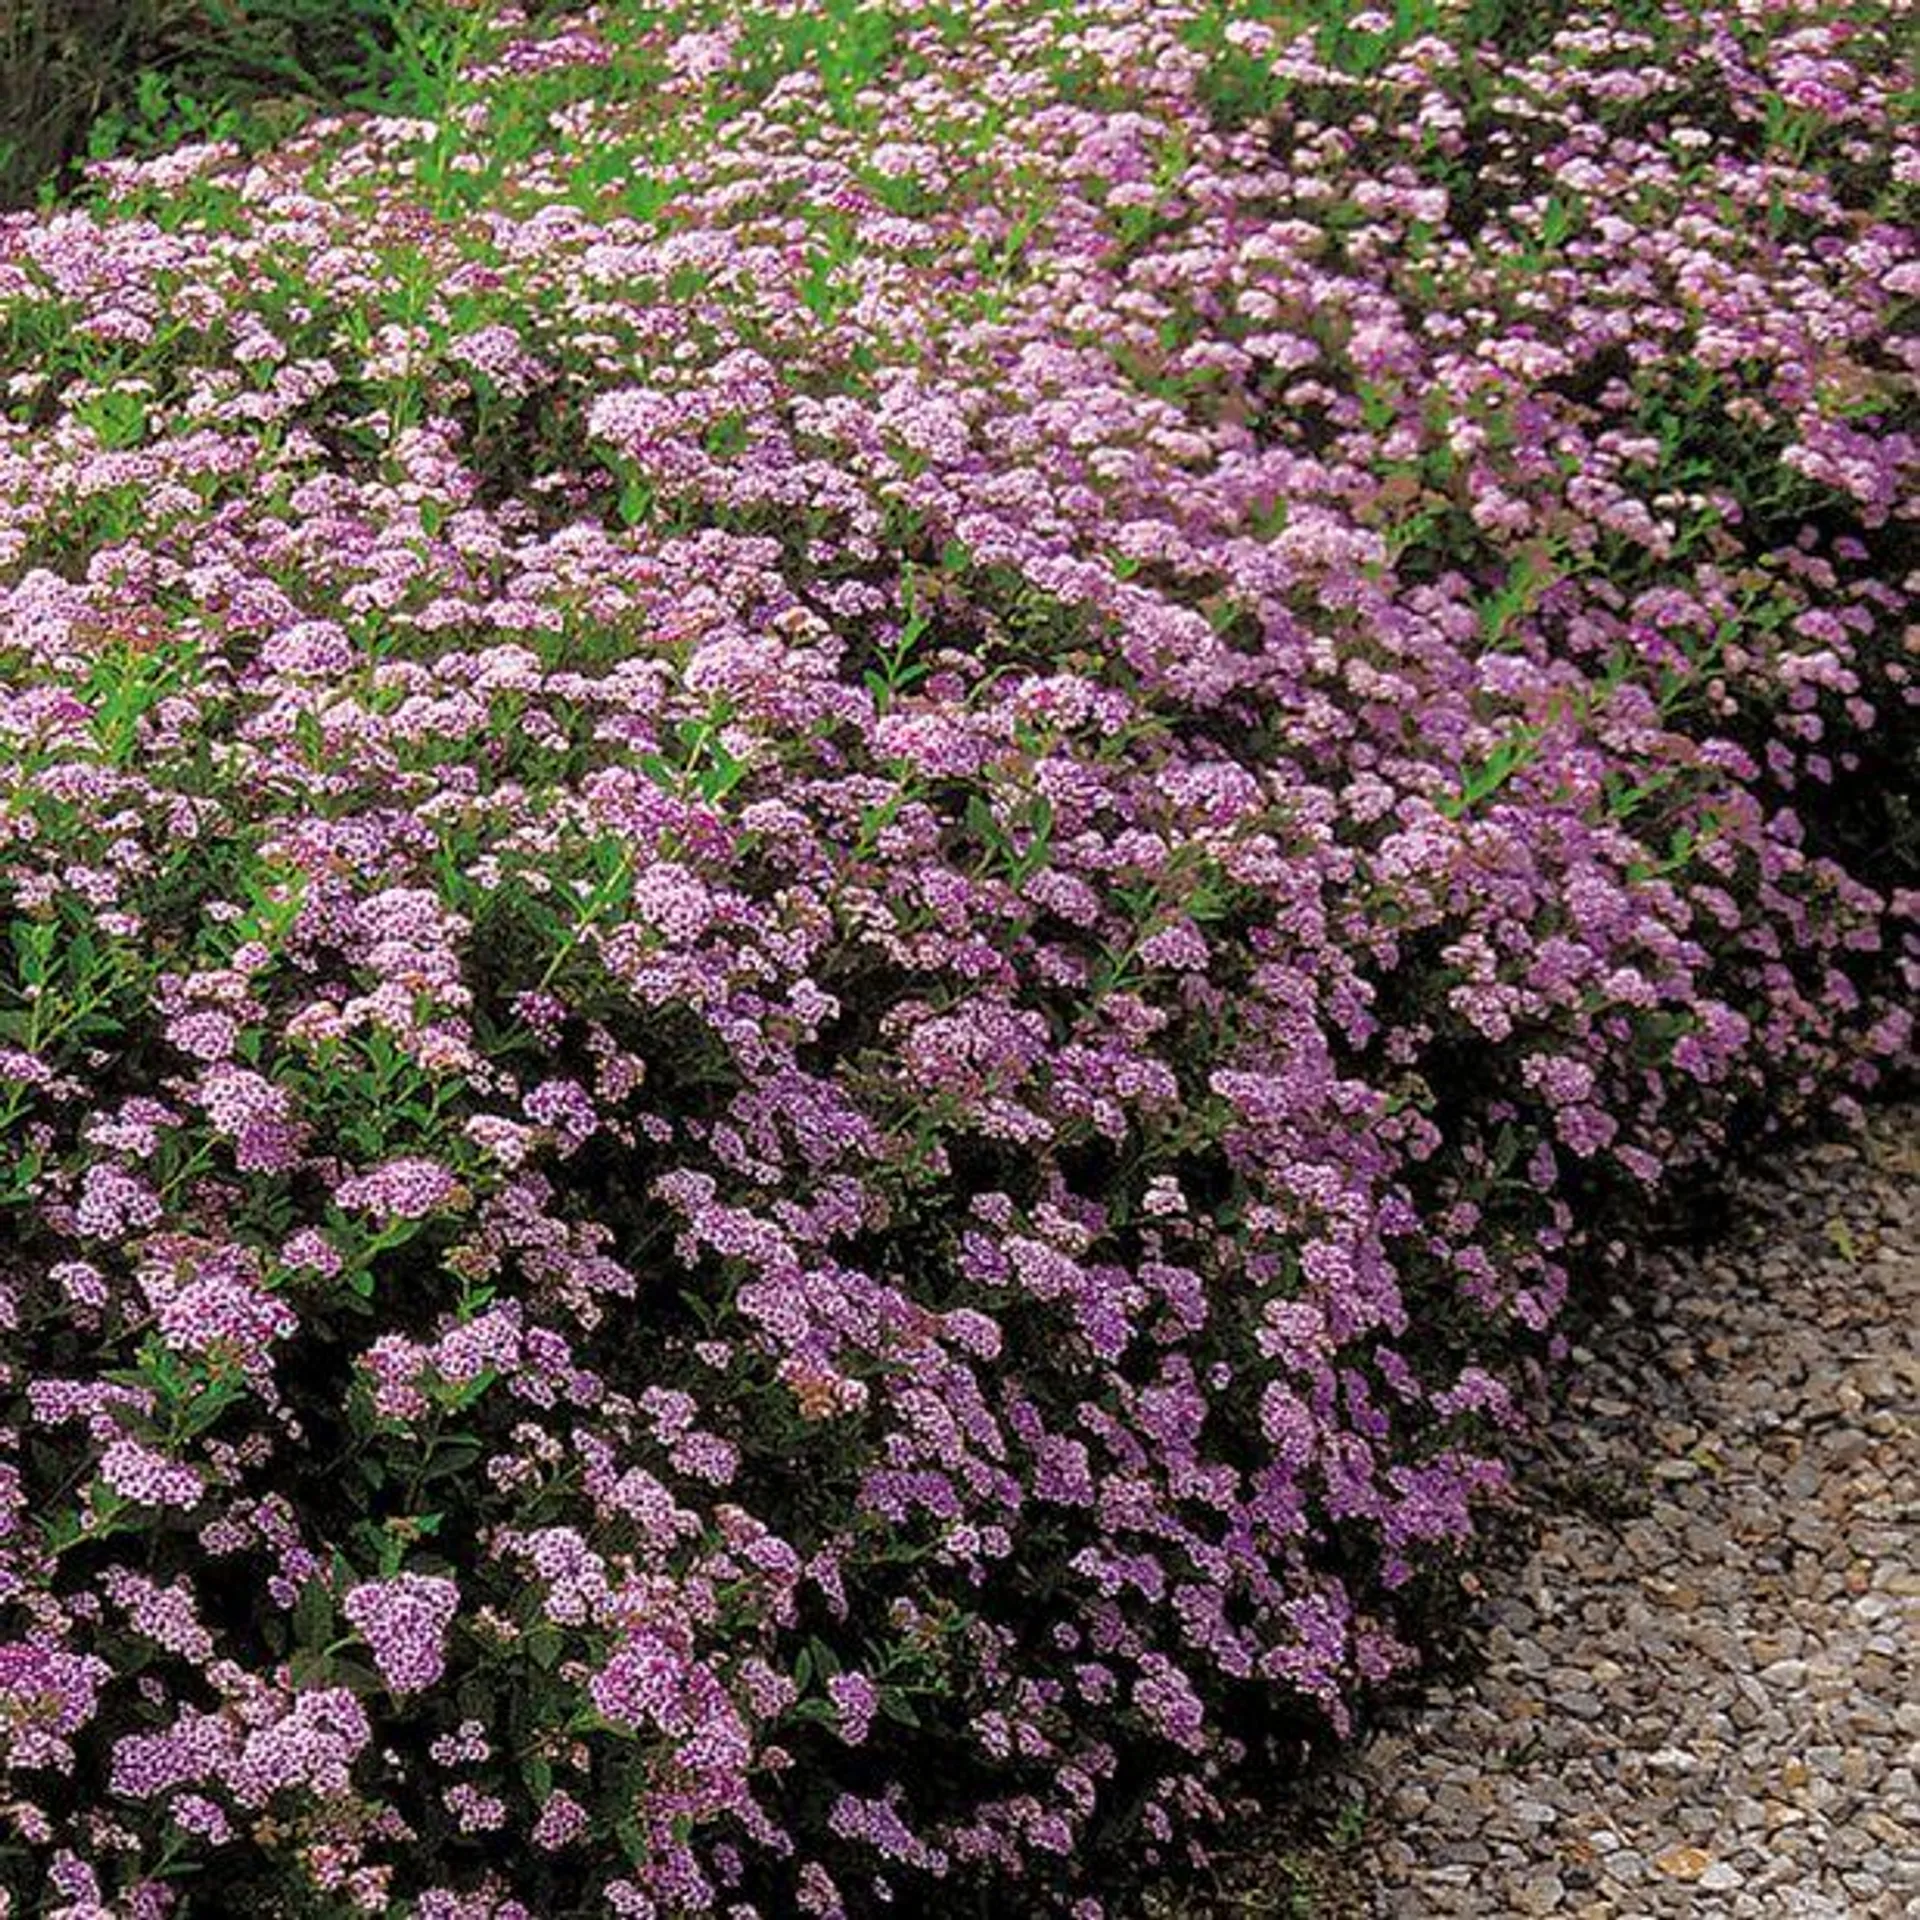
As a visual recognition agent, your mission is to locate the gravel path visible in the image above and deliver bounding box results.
[1347,1105,1919,1918]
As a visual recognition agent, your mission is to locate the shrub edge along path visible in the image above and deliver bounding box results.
[1339,1103,1918,1917]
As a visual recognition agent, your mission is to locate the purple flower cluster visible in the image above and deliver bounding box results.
[0,0,1911,1913]
[341,1573,461,1696]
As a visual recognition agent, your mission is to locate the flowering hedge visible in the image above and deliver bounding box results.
[0,1,1913,1913]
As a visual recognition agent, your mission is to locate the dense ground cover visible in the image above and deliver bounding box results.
[0,0,1912,1912]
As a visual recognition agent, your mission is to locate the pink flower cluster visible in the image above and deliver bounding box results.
[0,0,1911,1914]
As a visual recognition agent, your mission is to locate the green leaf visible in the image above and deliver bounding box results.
[292,1576,335,1651]
[422,1440,485,1481]
[617,476,653,527]
[331,1657,384,1696]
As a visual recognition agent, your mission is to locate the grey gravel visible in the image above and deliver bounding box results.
[1346,1106,1919,1918]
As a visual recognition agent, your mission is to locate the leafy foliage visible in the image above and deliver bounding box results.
[0,0,546,207]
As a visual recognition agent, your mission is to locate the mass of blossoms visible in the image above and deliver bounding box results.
[0,0,1913,1912]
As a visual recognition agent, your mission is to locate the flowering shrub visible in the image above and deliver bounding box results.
[0,0,1913,1912]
